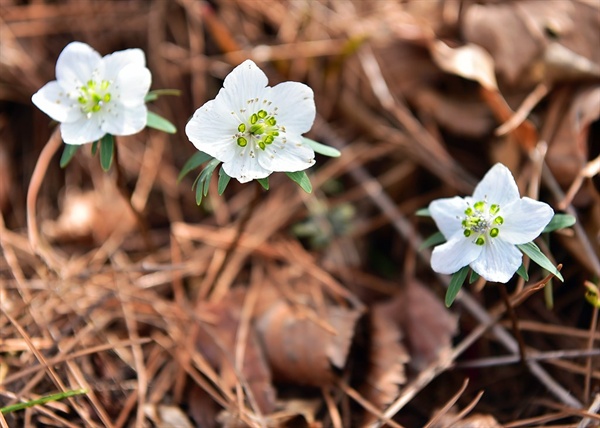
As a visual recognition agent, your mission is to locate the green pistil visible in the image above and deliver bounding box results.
[236,108,279,150]
[462,200,503,244]
[77,79,112,115]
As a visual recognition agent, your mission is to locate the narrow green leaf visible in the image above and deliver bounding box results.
[144,89,181,102]
[218,168,231,195]
[542,213,576,233]
[415,208,431,217]
[286,171,312,193]
[146,111,176,134]
[91,140,98,156]
[303,137,341,158]
[516,263,529,281]
[195,158,220,205]
[446,266,470,307]
[1,388,87,414]
[517,242,564,282]
[99,134,114,172]
[469,269,480,284]
[178,151,213,182]
[257,178,269,190]
[419,231,445,251]
[195,173,204,206]
[60,144,79,168]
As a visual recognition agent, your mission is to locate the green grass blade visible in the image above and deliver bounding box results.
[146,111,176,134]
[286,171,312,193]
[99,134,114,172]
[445,265,470,307]
[517,242,563,282]
[60,144,79,168]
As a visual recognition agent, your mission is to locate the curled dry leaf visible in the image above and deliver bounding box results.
[360,301,409,425]
[547,86,600,206]
[256,301,363,387]
[42,188,136,243]
[429,40,498,91]
[382,280,458,371]
[143,404,195,428]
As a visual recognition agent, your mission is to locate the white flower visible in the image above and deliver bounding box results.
[185,59,316,183]
[32,41,151,145]
[429,163,554,283]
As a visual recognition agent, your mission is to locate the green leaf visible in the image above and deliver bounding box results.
[542,213,576,233]
[144,89,181,102]
[146,111,177,134]
[419,231,445,251]
[1,388,87,414]
[218,167,231,195]
[178,151,214,182]
[516,263,529,281]
[194,158,220,205]
[469,269,480,284]
[415,208,431,217]
[286,171,312,193]
[99,134,114,171]
[60,144,79,168]
[446,266,470,307]
[517,242,563,282]
[91,140,98,156]
[303,137,341,158]
[257,178,269,190]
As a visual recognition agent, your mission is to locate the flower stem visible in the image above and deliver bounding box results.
[199,181,262,303]
[498,282,527,365]
[112,142,155,252]
[26,127,65,272]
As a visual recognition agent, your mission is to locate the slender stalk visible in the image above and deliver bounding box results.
[26,127,64,271]
[499,282,528,365]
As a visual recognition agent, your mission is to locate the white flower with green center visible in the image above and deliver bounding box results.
[429,163,554,283]
[185,60,316,183]
[32,41,151,145]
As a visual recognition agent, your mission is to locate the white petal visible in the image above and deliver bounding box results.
[498,197,554,244]
[431,237,482,275]
[219,60,269,111]
[185,99,239,163]
[472,163,520,206]
[60,115,105,145]
[258,136,315,173]
[114,64,151,107]
[268,81,316,135]
[470,238,522,283]
[101,48,146,82]
[222,146,272,183]
[32,81,82,123]
[429,196,468,240]
[101,103,147,136]
[56,42,102,93]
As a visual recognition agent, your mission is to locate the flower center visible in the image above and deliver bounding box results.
[235,109,280,151]
[461,200,504,246]
[78,79,112,117]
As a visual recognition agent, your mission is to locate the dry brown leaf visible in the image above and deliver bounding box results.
[548,85,600,206]
[360,301,409,425]
[42,187,136,243]
[143,403,195,428]
[382,280,458,371]
[195,287,277,414]
[430,40,498,91]
[256,300,362,387]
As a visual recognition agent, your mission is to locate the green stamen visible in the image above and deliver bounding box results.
[494,216,504,225]
[464,229,472,237]
[238,123,246,132]
[490,228,499,238]
[475,236,485,246]
[237,137,248,147]
[490,204,500,215]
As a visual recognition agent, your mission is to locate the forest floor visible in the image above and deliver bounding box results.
[1,1,599,427]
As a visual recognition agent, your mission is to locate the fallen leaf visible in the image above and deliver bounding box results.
[256,301,362,387]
